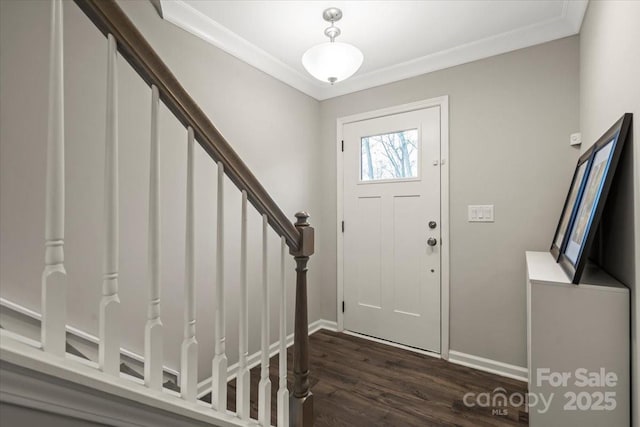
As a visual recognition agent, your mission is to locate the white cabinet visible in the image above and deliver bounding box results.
[526,251,630,427]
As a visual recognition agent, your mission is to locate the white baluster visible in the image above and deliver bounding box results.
[99,34,120,376]
[258,214,271,426]
[211,162,228,411]
[277,236,289,427]
[236,190,250,419]
[145,85,163,390]
[42,0,66,357]
[181,126,198,402]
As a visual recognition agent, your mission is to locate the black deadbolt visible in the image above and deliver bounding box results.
[428,221,437,229]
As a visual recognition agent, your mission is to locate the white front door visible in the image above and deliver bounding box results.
[342,106,441,352]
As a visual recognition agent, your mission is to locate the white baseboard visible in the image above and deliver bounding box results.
[448,350,528,382]
[310,319,338,334]
[0,331,246,427]
[1,296,338,399]
[0,297,180,380]
[2,297,527,389]
[197,319,337,398]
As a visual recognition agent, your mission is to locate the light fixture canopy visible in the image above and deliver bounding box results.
[302,7,363,85]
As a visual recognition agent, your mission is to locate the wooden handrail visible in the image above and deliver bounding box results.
[73,0,301,252]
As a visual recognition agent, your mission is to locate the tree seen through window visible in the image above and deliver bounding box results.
[361,129,418,181]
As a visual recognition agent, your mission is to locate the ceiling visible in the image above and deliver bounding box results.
[158,0,588,100]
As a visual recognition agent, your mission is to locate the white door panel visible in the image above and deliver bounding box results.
[343,107,441,352]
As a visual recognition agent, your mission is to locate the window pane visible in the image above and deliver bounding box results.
[360,129,419,181]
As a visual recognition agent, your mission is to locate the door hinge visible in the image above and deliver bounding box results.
[341,221,345,232]
[342,301,345,312]
[341,140,344,152]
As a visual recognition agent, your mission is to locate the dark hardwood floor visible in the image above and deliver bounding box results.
[207,330,529,426]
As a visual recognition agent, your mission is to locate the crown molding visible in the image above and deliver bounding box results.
[159,0,325,99]
[564,0,589,33]
[159,0,588,101]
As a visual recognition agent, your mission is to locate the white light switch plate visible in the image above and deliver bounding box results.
[468,205,494,222]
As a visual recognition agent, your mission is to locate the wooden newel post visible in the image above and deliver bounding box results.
[290,212,314,427]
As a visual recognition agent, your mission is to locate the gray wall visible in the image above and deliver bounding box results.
[0,0,322,380]
[318,36,580,367]
[579,2,640,425]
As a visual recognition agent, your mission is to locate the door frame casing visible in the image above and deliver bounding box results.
[336,96,450,360]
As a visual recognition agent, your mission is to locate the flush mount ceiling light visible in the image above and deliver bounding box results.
[302,7,363,85]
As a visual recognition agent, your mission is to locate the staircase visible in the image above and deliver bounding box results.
[0,1,314,426]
